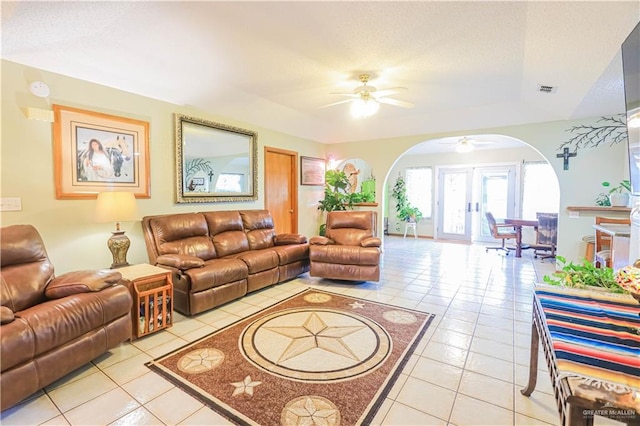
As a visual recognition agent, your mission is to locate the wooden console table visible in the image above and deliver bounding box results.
[521,285,639,426]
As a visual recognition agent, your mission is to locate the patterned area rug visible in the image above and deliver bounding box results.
[147,288,435,425]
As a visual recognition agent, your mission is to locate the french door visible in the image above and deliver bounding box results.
[437,168,473,241]
[437,165,517,243]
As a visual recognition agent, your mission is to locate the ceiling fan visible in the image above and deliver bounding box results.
[440,137,497,153]
[321,74,414,118]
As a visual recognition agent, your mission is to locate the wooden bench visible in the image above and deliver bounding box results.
[521,285,639,426]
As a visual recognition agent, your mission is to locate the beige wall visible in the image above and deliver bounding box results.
[1,60,630,273]
[1,60,325,273]
[321,121,629,262]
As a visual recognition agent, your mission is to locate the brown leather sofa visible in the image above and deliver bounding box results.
[309,211,382,282]
[0,225,132,411]
[142,210,309,315]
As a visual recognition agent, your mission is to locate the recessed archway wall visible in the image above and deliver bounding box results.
[323,117,630,263]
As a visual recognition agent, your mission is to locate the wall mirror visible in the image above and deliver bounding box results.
[175,114,257,203]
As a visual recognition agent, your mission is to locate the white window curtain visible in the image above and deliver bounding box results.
[521,161,559,220]
[405,167,433,218]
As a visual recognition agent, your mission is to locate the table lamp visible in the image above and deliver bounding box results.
[95,191,138,268]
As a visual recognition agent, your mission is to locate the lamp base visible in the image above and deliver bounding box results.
[107,230,131,269]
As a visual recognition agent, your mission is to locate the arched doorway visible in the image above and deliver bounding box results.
[382,134,560,247]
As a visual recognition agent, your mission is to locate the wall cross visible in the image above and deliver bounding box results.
[556,147,577,170]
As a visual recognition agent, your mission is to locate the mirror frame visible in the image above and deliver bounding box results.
[175,114,258,203]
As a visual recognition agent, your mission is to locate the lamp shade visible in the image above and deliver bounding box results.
[95,192,138,223]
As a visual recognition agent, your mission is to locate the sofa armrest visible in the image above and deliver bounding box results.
[156,254,204,270]
[0,306,14,324]
[361,237,382,248]
[274,233,308,245]
[45,270,122,299]
[309,236,334,245]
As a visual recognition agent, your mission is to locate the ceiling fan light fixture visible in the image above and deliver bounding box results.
[456,140,474,153]
[350,97,379,118]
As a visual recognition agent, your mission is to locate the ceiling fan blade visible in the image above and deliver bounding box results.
[329,93,360,98]
[378,97,414,108]
[373,87,407,98]
[319,99,353,108]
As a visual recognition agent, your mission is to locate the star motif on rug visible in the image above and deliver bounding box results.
[382,310,418,325]
[264,312,365,363]
[349,301,365,309]
[282,396,340,426]
[230,375,262,397]
[177,348,225,374]
[303,293,332,304]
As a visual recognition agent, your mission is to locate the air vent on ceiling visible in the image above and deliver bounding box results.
[538,84,557,94]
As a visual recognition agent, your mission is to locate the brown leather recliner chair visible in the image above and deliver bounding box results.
[309,211,381,282]
[0,225,132,411]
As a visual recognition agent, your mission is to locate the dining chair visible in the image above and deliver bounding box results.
[594,216,631,268]
[485,212,518,254]
[531,212,558,261]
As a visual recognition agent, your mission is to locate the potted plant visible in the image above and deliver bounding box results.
[601,180,631,207]
[398,205,423,222]
[543,255,626,293]
[390,174,423,228]
[317,169,355,235]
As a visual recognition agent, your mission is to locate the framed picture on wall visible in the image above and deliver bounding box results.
[300,156,326,186]
[53,104,150,199]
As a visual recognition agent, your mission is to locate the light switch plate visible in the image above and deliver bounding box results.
[1,198,22,211]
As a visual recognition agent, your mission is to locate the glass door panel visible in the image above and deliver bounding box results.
[438,168,472,241]
[475,166,516,242]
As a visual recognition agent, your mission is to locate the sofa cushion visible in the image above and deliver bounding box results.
[237,249,279,274]
[326,211,375,246]
[150,213,216,260]
[204,212,250,257]
[186,259,248,292]
[15,284,131,359]
[45,270,122,299]
[240,210,276,250]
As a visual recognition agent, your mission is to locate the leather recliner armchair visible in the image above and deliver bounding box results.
[0,225,132,411]
[309,211,381,282]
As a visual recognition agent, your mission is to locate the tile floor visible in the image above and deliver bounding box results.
[0,237,624,425]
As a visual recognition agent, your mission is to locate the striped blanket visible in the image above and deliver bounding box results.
[535,285,640,392]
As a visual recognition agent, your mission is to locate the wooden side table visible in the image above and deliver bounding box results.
[118,264,173,340]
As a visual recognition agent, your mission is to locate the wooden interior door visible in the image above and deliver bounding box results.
[264,147,298,234]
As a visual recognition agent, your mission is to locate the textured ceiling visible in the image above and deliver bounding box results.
[2,1,639,149]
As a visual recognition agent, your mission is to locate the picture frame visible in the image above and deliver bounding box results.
[300,156,326,186]
[53,105,150,199]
